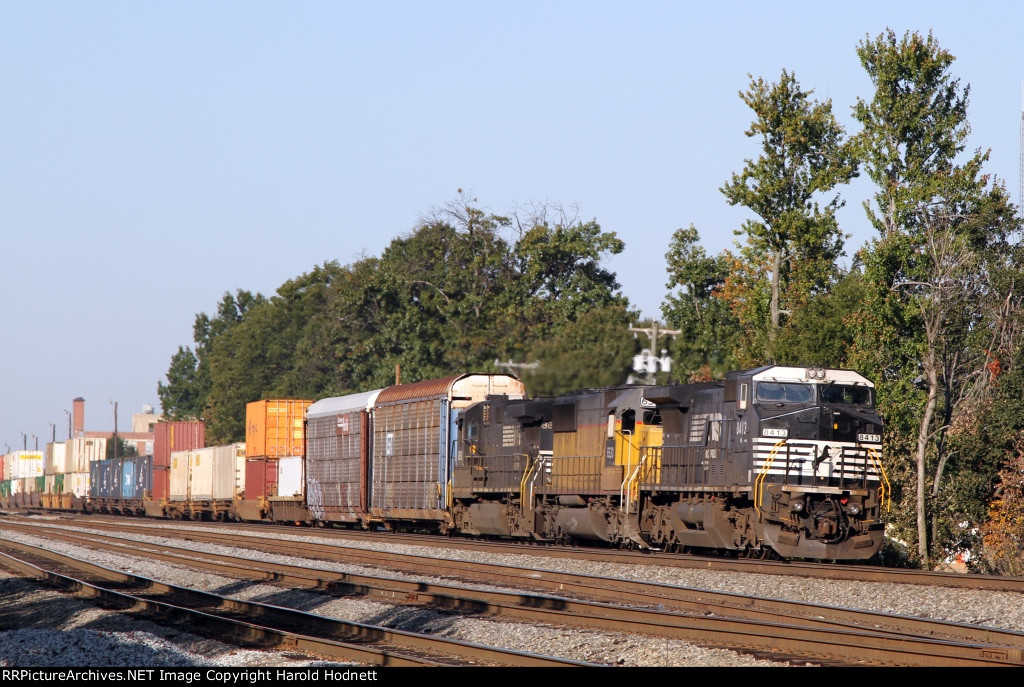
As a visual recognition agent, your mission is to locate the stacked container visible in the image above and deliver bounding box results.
[45,442,69,477]
[238,400,311,522]
[170,443,245,503]
[67,437,107,497]
[151,421,205,514]
[122,455,152,500]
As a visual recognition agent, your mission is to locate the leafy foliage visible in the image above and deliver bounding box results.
[719,69,856,362]
[661,225,740,377]
[159,196,632,441]
[850,29,1023,565]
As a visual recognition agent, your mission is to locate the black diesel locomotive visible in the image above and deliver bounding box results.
[453,365,887,560]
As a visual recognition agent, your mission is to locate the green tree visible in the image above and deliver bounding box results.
[508,204,628,358]
[158,289,266,440]
[367,196,517,384]
[105,436,138,460]
[720,69,857,362]
[519,304,636,396]
[851,29,1022,566]
[770,267,867,369]
[661,225,740,378]
[157,346,201,420]
[159,194,633,438]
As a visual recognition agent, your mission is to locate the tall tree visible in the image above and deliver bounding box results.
[156,346,201,420]
[520,304,636,396]
[661,225,740,377]
[512,204,628,337]
[157,289,266,439]
[159,195,633,437]
[720,69,857,362]
[851,29,1022,565]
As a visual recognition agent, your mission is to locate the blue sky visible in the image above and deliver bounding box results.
[1,2,1021,450]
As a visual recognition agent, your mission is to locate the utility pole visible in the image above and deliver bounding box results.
[628,321,681,384]
[111,400,118,460]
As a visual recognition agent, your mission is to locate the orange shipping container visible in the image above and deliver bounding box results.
[246,399,312,459]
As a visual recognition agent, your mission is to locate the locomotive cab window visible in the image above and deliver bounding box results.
[819,384,873,406]
[755,382,812,404]
[465,419,480,444]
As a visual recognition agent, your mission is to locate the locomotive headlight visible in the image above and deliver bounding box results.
[790,500,804,512]
[845,503,861,515]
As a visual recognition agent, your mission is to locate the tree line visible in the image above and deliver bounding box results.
[159,30,1024,573]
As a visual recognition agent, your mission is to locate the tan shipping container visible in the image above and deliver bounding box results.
[171,443,245,502]
[69,437,107,472]
[246,400,312,459]
[69,472,91,498]
[169,448,190,501]
[45,442,69,475]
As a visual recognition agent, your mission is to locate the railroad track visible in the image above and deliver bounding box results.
[0,538,594,668]
[3,518,1024,667]
[47,512,1024,593]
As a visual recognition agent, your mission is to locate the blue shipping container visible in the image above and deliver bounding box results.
[122,458,136,499]
[89,461,101,499]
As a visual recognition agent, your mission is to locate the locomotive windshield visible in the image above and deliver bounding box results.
[755,382,813,403]
[820,383,873,406]
[755,381,874,407]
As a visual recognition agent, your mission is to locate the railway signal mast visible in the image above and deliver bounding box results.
[627,320,680,384]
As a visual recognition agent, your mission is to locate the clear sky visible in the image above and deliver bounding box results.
[1,1,1021,452]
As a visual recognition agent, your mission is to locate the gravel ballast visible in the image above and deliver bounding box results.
[2,516,1021,668]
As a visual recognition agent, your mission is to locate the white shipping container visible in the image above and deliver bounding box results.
[192,443,245,501]
[69,472,90,498]
[9,478,21,494]
[277,456,304,498]
[7,451,44,479]
[45,442,70,475]
[69,437,107,472]
[169,449,190,502]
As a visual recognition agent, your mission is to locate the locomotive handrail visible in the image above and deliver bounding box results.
[617,429,653,514]
[518,453,537,514]
[620,444,656,515]
[522,454,548,515]
[618,429,636,513]
[754,440,787,518]
[867,447,891,513]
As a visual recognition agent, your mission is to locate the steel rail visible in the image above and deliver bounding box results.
[0,539,595,668]
[50,512,1024,593]
[5,522,1024,667]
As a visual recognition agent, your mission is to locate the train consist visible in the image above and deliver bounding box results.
[0,365,889,561]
